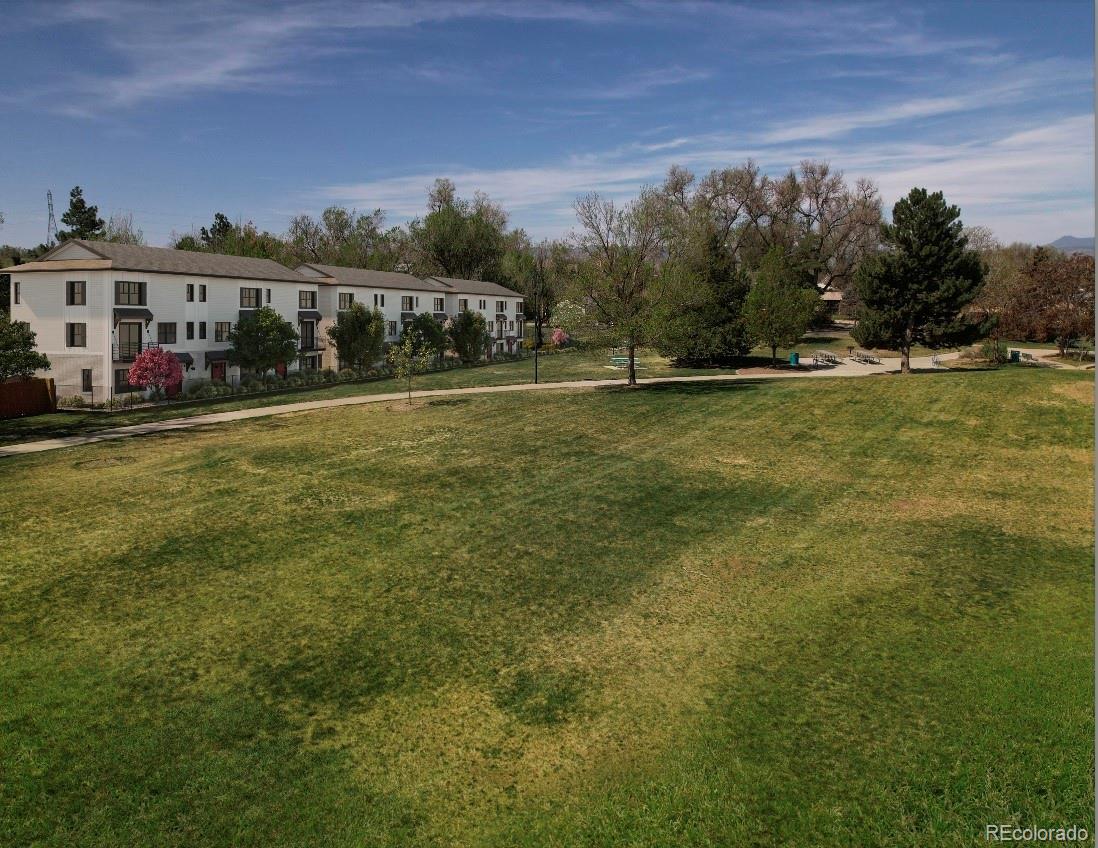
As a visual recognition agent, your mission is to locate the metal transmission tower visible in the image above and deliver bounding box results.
[46,190,58,246]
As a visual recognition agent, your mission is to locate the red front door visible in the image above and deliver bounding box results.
[275,361,287,377]
[211,361,226,382]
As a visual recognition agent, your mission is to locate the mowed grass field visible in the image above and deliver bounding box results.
[0,368,1092,846]
[0,348,732,446]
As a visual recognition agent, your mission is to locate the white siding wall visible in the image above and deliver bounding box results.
[8,269,112,399]
[9,267,321,396]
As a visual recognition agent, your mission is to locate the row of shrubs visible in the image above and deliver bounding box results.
[57,349,537,410]
[60,392,144,410]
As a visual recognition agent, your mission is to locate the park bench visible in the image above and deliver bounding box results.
[812,350,840,366]
[931,354,943,368]
[1066,340,1095,361]
[609,356,630,368]
[851,349,881,364]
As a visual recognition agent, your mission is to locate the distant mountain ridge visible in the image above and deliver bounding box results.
[1046,235,1094,256]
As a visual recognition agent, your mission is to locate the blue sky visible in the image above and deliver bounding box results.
[0,1,1093,248]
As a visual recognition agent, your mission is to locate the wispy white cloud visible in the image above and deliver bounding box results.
[13,0,1019,111]
[23,0,622,110]
[581,66,712,100]
[761,97,970,144]
[314,112,1094,244]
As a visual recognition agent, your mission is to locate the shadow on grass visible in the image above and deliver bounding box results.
[599,380,764,397]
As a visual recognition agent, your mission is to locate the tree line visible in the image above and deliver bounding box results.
[2,164,1092,381]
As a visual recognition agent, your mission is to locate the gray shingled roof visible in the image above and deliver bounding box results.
[43,240,311,283]
[429,276,523,298]
[299,263,448,292]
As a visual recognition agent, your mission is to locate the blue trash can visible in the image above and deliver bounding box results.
[789,352,800,366]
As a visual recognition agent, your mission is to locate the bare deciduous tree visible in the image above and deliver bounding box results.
[1000,248,1095,354]
[570,190,664,385]
[736,161,881,292]
[101,212,145,245]
[287,206,388,268]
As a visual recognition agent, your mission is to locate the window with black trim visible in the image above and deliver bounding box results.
[199,284,207,302]
[458,298,468,311]
[65,322,86,347]
[265,288,272,304]
[186,283,194,302]
[240,287,261,308]
[13,281,20,304]
[186,322,194,340]
[339,292,354,309]
[158,323,177,344]
[433,297,444,312]
[66,280,86,305]
[299,290,317,309]
[115,368,137,390]
[81,369,93,393]
[387,320,397,337]
[497,300,506,313]
[115,280,145,305]
[215,322,231,342]
[401,296,413,311]
[199,321,207,339]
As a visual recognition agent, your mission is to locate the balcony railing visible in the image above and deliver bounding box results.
[299,340,326,353]
[112,341,158,362]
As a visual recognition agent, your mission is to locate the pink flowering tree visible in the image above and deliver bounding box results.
[550,327,569,347]
[128,347,183,399]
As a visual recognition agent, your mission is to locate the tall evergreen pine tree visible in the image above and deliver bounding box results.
[853,188,988,372]
[57,186,105,241]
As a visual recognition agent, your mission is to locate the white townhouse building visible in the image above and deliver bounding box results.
[294,263,453,368]
[294,264,526,360]
[5,239,324,399]
[427,277,525,354]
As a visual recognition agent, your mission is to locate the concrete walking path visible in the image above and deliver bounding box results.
[0,349,1064,459]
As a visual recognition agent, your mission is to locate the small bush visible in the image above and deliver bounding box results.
[239,374,264,392]
[338,368,357,382]
[321,368,339,383]
[981,339,1009,364]
[58,394,86,408]
[185,379,211,398]
[367,369,379,378]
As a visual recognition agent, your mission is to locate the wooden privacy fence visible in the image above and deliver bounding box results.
[0,378,57,419]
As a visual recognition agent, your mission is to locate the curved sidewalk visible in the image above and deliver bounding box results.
[0,350,990,459]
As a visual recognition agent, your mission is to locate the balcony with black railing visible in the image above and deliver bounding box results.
[298,339,327,353]
[112,341,158,362]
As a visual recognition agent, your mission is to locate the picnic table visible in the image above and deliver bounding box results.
[812,350,840,366]
[851,349,881,364]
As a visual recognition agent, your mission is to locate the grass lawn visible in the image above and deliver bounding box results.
[0,348,736,447]
[0,368,1092,847]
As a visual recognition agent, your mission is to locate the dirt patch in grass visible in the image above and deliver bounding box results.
[385,399,429,412]
[1052,380,1094,405]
